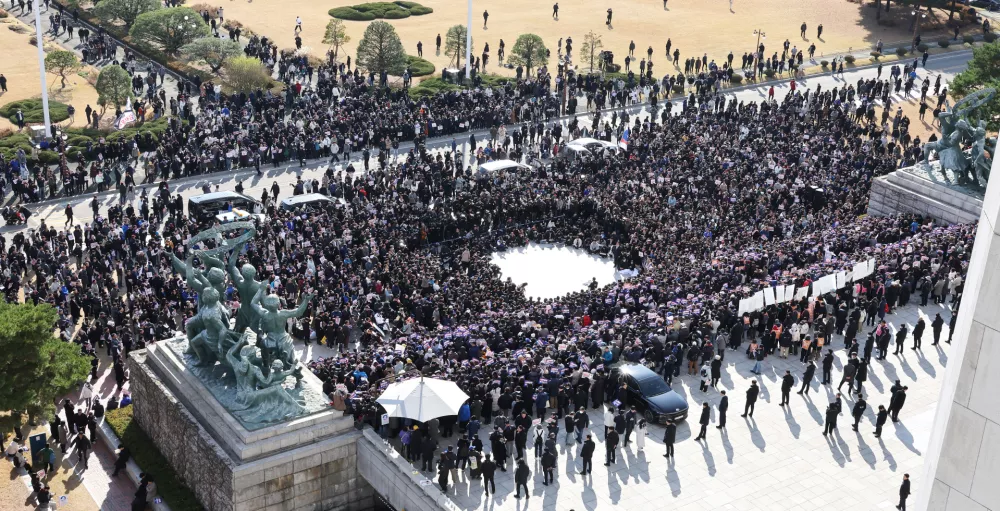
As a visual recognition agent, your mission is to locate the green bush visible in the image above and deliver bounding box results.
[938,39,951,48]
[729,73,743,84]
[763,69,776,78]
[916,43,930,52]
[328,7,376,20]
[985,32,998,43]
[478,73,513,87]
[844,55,856,64]
[963,34,975,44]
[820,60,829,67]
[105,406,202,511]
[329,1,431,20]
[671,83,684,94]
[895,47,908,56]
[406,55,435,77]
[0,99,71,124]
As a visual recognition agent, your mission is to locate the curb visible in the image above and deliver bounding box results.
[96,419,172,511]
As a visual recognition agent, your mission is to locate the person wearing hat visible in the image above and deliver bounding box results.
[662,420,676,459]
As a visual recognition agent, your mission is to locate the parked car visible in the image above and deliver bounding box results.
[188,191,262,223]
[280,193,338,212]
[566,137,622,154]
[477,159,531,175]
[608,363,689,423]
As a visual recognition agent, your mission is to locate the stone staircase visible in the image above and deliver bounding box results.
[868,168,983,225]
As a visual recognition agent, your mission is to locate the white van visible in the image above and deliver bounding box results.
[477,159,531,175]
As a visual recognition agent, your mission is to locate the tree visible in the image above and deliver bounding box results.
[224,56,272,93]
[443,24,471,69]
[181,37,243,73]
[93,0,161,29]
[951,41,1000,131]
[129,7,210,56]
[581,31,603,73]
[356,21,407,76]
[95,65,133,114]
[45,50,80,89]
[322,18,351,64]
[0,302,90,434]
[508,34,548,78]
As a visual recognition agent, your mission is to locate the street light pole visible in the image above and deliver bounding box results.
[465,0,472,81]
[32,0,52,138]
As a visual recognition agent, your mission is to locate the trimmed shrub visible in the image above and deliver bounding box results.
[963,34,975,44]
[895,47,908,56]
[0,99,71,124]
[985,32,998,43]
[329,1,432,20]
[938,39,951,48]
[870,51,882,59]
[406,55,435,77]
[917,43,929,52]
[763,69,776,78]
[106,406,202,511]
[844,55,856,64]
[820,60,829,68]
[671,83,684,94]
[328,7,376,20]
[729,73,743,84]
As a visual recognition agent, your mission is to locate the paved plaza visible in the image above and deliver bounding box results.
[376,300,952,511]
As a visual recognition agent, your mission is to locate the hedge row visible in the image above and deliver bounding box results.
[106,406,202,511]
[329,1,433,21]
[406,55,435,77]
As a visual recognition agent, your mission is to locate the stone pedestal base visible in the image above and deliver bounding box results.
[128,344,374,511]
[868,166,984,225]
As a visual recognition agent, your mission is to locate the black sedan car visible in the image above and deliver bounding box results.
[608,364,689,423]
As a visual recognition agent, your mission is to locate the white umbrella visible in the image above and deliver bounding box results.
[376,376,469,422]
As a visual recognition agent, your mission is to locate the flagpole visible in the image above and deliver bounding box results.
[32,0,51,138]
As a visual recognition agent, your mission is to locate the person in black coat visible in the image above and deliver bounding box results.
[514,459,531,499]
[854,360,869,394]
[889,386,908,422]
[409,426,424,462]
[662,420,676,458]
[112,445,131,477]
[481,454,497,495]
[422,436,438,472]
[613,410,626,436]
[514,426,528,460]
[898,474,910,510]
[716,392,728,429]
[823,403,838,436]
[590,373,605,408]
[579,434,595,474]
[874,405,888,437]
[489,429,507,471]
[779,370,794,406]
[541,448,556,485]
[822,350,834,384]
[437,453,450,492]
[931,313,944,345]
[605,429,619,465]
[894,324,908,355]
[623,407,637,446]
[852,395,867,431]
[710,356,722,387]
[799,360,816,394]
[912,317,925,349]
[694,403,710,441]
[741,381,759,417]
[574,408,589,443]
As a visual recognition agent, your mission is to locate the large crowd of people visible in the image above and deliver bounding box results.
[0,12,971,507]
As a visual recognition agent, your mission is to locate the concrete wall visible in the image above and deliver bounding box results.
[868,169,983,225]
[129,350,375,511]
[356,429,456,511]
[916,156,1000,511]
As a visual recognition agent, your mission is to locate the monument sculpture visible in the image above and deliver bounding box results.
[921,87,998,188]
[167,221,317,428]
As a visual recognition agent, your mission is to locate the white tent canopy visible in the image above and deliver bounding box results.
[376,376,469,422]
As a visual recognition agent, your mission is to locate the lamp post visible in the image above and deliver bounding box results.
[753,29,766,78]
[32,0,51,138]
[465,0,472,81]
[911,10,927,49]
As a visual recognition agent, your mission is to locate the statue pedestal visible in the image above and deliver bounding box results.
[128,340,374,511]
[868,164,984,225]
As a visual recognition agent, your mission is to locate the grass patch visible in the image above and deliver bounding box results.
[329,1,432,21]
[406,55,435,77]
[105,406,203,511]
[0,99,70,124]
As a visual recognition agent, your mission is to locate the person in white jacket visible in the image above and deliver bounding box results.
[604,407,616,439]
[635,419,647,451]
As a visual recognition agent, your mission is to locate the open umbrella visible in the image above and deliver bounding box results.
[376,377,469,422]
